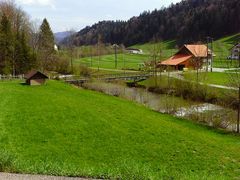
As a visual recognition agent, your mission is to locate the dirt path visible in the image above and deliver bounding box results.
[0,173,95,180]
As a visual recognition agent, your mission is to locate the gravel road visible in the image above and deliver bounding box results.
[0,173,95,180]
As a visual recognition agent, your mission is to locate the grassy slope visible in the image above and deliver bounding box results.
[139,72,230,87]
[213,33,240,68]
[132,34,240,68]
[0,81,240,179]
[75,53,150,70]
[183,72,231,86]
[131,40,178,59]
[73,34,239,70]
[133,33,240,68]
[74,41,177,71]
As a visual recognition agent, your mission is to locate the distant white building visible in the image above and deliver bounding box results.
[229,43,240,60]
[126,48,143,54]
[54,44,58,51]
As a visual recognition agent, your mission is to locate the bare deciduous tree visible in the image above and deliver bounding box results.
[149,37,162,87]
[227,70,240,133]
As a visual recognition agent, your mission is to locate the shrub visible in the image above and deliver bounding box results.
[79,64,91,77]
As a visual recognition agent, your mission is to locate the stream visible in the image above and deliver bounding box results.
[81,81,238,132]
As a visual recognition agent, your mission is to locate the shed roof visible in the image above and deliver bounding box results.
[25,70,48,80]
[126,48,141,51]
[230,43,240,50]
[160,54,193,66]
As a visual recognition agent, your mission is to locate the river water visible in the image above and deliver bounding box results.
[81,82,238,132]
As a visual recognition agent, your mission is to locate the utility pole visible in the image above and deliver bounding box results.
[238,45,240,133]
[206,36,214,72]
[113,44,118,69]
[70,50,73,74]
[238,87,240,133]
[90,46,93,67]
[122,44,126,75]
[97,36,101,72]
[98,45,100,72]
[238,41,240,68]
[206,37,209,72]
[210,37,214,72]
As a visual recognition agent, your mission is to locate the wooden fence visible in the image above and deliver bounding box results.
[0,75,24,81]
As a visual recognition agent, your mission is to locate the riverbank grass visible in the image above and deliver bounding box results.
[0,80,240,179]
[183,72,231,86]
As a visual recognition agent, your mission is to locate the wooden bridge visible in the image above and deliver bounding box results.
[64,73,153,85]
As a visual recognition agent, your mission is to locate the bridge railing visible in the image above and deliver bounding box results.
[62,72,154,82]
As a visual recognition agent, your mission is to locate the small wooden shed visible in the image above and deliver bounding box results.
[25,70,48,86]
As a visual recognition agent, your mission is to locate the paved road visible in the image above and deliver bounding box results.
[0,173,93,180]
[212,67,240,72]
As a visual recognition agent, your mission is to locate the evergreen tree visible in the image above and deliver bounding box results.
[15,30,35,74]
[38,18,55,70]
[0,13,13,74]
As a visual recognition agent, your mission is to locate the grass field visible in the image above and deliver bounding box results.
[73,34,239,70]
[74,40,177,71]
[139,72,231,87]
[75,53,150,70]
[183,72,232,86]
[212,33,240,68]
[0,81,240,179]
[132,34,240,69]
[131,40,178,59]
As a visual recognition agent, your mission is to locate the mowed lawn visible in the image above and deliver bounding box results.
[131,40,178,59]
[73,33,240,70]
[0,81,240,179]
[74,53,150,70]
[212,33,240,68]
[183,72,232,86]
[140,72,231,87]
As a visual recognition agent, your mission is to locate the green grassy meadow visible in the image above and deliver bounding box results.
[131,34,239,69]
[73,34,239,70]
[212,33,240,68]
[0,80,240,179]
[75,53,150,70]
[131,40,178,59]
[73,40,178,71]
[139,72,231,87]
[183,72,232,86]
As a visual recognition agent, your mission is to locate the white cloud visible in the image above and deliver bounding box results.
[16,0,55,9]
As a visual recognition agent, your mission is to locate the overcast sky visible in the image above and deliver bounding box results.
[16,0,181,33]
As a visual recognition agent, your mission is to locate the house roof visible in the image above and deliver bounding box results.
[231,43,240,50]
[160,54,193,66]
[126,48,141,51]
[183,44,208,57]
[25,70,48,80]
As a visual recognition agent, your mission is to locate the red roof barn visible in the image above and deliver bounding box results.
[159,44,214,70]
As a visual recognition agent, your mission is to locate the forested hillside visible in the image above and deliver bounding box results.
[68,0,240,46]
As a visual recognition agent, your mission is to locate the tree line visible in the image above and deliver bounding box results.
[0,1,69,75]
[65,0,240,47]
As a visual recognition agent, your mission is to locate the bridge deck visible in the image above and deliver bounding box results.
[64,73,153,84]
